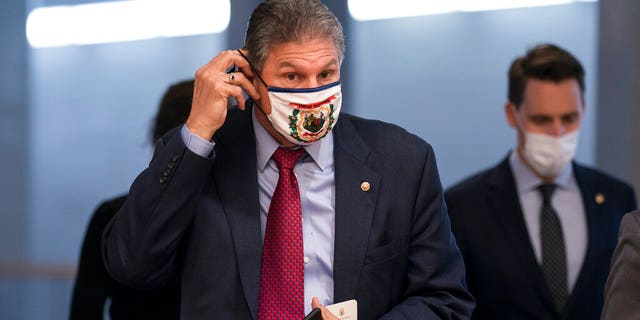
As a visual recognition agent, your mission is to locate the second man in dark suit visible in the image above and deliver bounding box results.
[445,43,636,320]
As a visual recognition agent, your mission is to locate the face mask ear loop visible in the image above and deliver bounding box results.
[237,49,269,88]
[237,49,299,146]
[236,49,271,116]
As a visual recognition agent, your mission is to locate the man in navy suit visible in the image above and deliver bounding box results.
[102,0,474,319]
[445,43,637,320]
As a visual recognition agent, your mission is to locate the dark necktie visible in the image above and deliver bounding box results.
[538,183,568,312]
[258,147,305,320]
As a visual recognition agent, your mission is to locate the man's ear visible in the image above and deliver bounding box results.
[505,101,519,129]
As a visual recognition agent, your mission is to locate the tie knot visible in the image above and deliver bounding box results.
[272,147,305,170]
[538,183,557,205]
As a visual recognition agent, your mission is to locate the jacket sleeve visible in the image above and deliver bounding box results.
[102,128,215,289]
[602,211,640,320]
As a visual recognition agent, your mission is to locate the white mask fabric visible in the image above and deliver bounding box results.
[523,130,579,177]
[265,81,342,146]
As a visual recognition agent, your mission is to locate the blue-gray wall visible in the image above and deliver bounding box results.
[28,35,225,263]
[0,0,29,318]
[350,3,598,187]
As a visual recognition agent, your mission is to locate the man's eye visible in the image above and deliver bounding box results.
[319,71,331,79]
[562,114,579,124]
[286,74,297,81]
[530,117,550,125]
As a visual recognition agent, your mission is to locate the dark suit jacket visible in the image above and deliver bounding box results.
[103,105,474,319]
[602,210,640,320]
[445,157,637,320]
[70,195,181,320]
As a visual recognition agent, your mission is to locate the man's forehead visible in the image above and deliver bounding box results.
[522,78,582,103]
[523,78,582,95]
[263,38,339,64]
[276,58,338,69]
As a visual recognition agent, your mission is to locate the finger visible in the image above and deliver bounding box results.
[311,298,339,320]
[200,50,255,80]
[235,91,246,111]
[227,72,261,101]
[217,49,255,79]
[234,48,256,78]
[319,305,336,320]
[202,51,255,93]
[196,72,244,108]
[226,83,246,110]
[227,72,235,83]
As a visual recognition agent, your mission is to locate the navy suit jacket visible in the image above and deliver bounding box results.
[445,157,637,320]
[103,105,474,319]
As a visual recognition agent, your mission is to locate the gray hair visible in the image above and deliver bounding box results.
[244,0,345,74]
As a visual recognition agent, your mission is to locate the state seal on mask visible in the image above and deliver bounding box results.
[266,81,342,146]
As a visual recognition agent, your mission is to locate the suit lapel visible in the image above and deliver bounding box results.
[486,158,557,314]
[212,108,262,320]
[331,116,381,302]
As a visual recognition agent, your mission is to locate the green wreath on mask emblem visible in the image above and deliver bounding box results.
[288,104,335,143]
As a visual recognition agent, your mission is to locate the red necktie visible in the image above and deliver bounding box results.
[258,147,305,320]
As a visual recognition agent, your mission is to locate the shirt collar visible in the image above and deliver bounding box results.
[509,149,574,193]
[252,108,333,173]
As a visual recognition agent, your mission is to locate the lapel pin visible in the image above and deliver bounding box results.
[360,181,371,192]
[595,193,605,205]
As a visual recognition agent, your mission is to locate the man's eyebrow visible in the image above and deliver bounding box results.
[277,58,339,69]
[323,58,338,68]
[562,111,581,117]
[278,61,296,69]
[528,114,552,119]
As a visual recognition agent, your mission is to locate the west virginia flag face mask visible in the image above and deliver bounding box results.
[238,49,342,145]
[265,82,342,145]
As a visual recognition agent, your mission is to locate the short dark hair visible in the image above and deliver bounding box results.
[244,0,345,74]
[508,43,585,108]
[151,79,194,143]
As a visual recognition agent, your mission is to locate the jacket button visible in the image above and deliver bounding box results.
[160,176,167,184]
[163,169,171,177]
